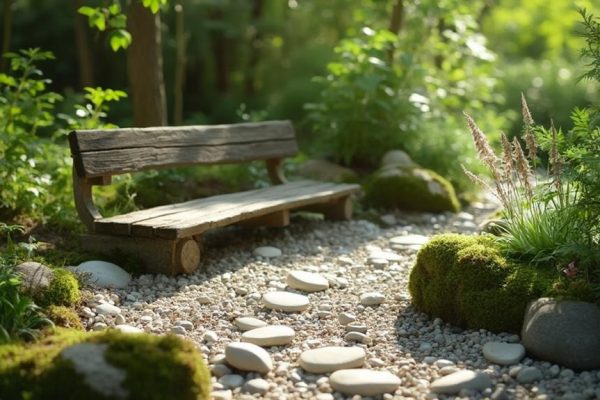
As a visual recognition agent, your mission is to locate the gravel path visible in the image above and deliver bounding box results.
[81,201,600,400]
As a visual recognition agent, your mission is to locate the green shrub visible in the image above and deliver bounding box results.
[409,234,555,333]
[0,329,212,400]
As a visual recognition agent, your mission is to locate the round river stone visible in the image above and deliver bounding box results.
[242,325,295,347]
[286,270,329,292]
[299,346,365,373]
[262,291,310,312]
[329,369,401,396]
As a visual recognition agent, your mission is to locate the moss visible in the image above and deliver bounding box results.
[44,306,84,330]
[364,165,460,212]
[0,329,211,400]
[33,268,81,307]
[408,233,557,333]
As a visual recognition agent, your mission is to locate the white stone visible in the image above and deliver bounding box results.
[115,314,126,325]
[345,323,368,333]
[72,260,131,289]
[329,369,401,396]
[286,270,329,292]
[242,378,270,394]
[430,370,492,394]
[234,316,268,331]
[242,325,295,347]
[218,374,244,389]
[344,331,372,345]
[299,346,365,373]
[262,291,310,312]
[225,342,273,374]
[482,342,526,365]
[171,326,186,335]
[360,292,385,306]
[368,251,401,262]
[204,330,218,343]
[176,320,194,331]
[253,246,282,258]
[389,234,429,249]
[211,390,232,400]
[114,324,143,334]
[95,303,121,316]
[338,312,356,325]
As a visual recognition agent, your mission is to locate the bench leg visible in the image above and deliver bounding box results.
[301,195,353,221]
[80,234,201,275]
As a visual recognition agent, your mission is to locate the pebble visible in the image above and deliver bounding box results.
[176,320,194,331]
[344,331,372,345]
[225,342,273,374]
[242,378,270,394]
[360,292,385,305]
[72,260,131,288]
[114,324,143,334]
[211,390,232,400]
[115,314,126,325]
[299,346,365,373]
[253,246,282,258]
[286,270,329,292]
[516,366,543,384]
[344,323,368,333]
[482,342,526,365]
[234,316,268,331]
[212,364,232,378]
[329,369,401,396]
[430,370,492,394]
[262,291,310,312]
[389,234,429,249]
[338,312,357,325]
[219,374,244,389]
[242,325,295,347]
[368,251,401,262]
[171,326,186,335]
[95,303,121,316]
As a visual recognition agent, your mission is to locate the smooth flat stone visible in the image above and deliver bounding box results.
[338,312,356,325]
[225,342,273,374]
[430,370,492,394]
[516,366,543,384]
[286,270,329,292]
[360,292,385,306]
[345,323,368,333]
[234,317,268,331]
[96,303,121,316]
[242,325,295,347]
[329,369,401,396]
[389,234,429,248]
[262,291,310,312]
[242,378,270,395]
[368,251,401,262]
[219,374,244,389]
[299,346,365,373]
[483,342,525,365]
[114,324,143,334]
[253,246,282,258]
[72,260,131,288]
[344,332,372,345]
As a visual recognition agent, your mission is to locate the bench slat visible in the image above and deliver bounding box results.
[69,121,298,178]
[95,180,359,239]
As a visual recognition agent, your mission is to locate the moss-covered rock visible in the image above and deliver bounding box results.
[44,306,84,330]
[408,234,556,333]
[0,329,211,400]
[364,164,460,212]
[33,268,81,307]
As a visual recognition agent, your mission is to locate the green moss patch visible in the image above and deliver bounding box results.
[44,306,83,330]
[364,164,460,212]
[33,268,81,307]
[408,234,556,333]
[0,329,211,400]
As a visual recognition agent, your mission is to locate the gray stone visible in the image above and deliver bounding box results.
[329,369,401,396]
[72,260,131,289]
[61,343,127,399]
[286,270,329,292]
[299,346,366,373]
[211,364,232,378]
[482,342,525,365]
[225,342,273,374]
[96,303,121,316]
[242,378,270,394]
[430,370,492,394]
[381,150,414,167]
[234,316,268,331]
[218,374,244,389]
[344,331,372,345]
[15,262,54,293]
[297,159,357,182]
[522,298,600,369]
[389,234,429,249]
[114,324,143,334]
[241,325,295,347]
[516,366,543,384]
[211,390,232,400]
[338,312,356,325]
[262,291,310,312]
[360,292,385,306]
[253,246,282,258]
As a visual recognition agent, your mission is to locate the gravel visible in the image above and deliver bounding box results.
[79,200,600,399]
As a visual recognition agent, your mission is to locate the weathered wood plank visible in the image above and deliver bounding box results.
[70,121,295,152]
[76,139,298,177]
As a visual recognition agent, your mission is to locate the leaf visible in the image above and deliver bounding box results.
[109,30,132,52]
[77,6,96,17]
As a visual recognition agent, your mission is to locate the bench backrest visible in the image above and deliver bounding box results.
[69,120,298,179]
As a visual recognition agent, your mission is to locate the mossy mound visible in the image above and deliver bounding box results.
[364,164,460,212]
[408,234,556,333]
[33,268,81,307]
[0,329,211,400]
[44,306,84,330]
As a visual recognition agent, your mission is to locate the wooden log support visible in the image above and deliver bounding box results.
[237,210,290,228]
[300,195,353,221]
[80,234,201,275]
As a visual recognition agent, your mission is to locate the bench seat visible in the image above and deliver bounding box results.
[95,180,359,239]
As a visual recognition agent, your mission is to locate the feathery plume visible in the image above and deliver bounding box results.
[521,93,534,125]
[550,121,562,190]
[512,137,533,198]
[500,132,514,181]
[463,112,499,169]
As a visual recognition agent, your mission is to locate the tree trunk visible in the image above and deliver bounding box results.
[127,0,167,127]
[73,0,95,87]
[387,0,404,62]
[210,9,229,93]
[1,0,14,72]
[244,0,263,96]
[173,2,187,125]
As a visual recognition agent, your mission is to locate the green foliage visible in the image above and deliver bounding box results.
[408,234,556,333]
[0,329,212,400]
[580,9,600,84]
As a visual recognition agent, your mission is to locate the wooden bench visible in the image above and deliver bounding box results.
[69,120,360,275]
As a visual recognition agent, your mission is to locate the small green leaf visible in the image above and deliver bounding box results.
[108,3,121,15]
[109,30,132,52]
[78,6,96,16]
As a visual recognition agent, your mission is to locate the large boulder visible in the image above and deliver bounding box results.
[16,262,80,307]
[297,159,358,183]
[408,234,555,333]
[522,298,600,370]
[0,329,211,400]
[364,164,460,213]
